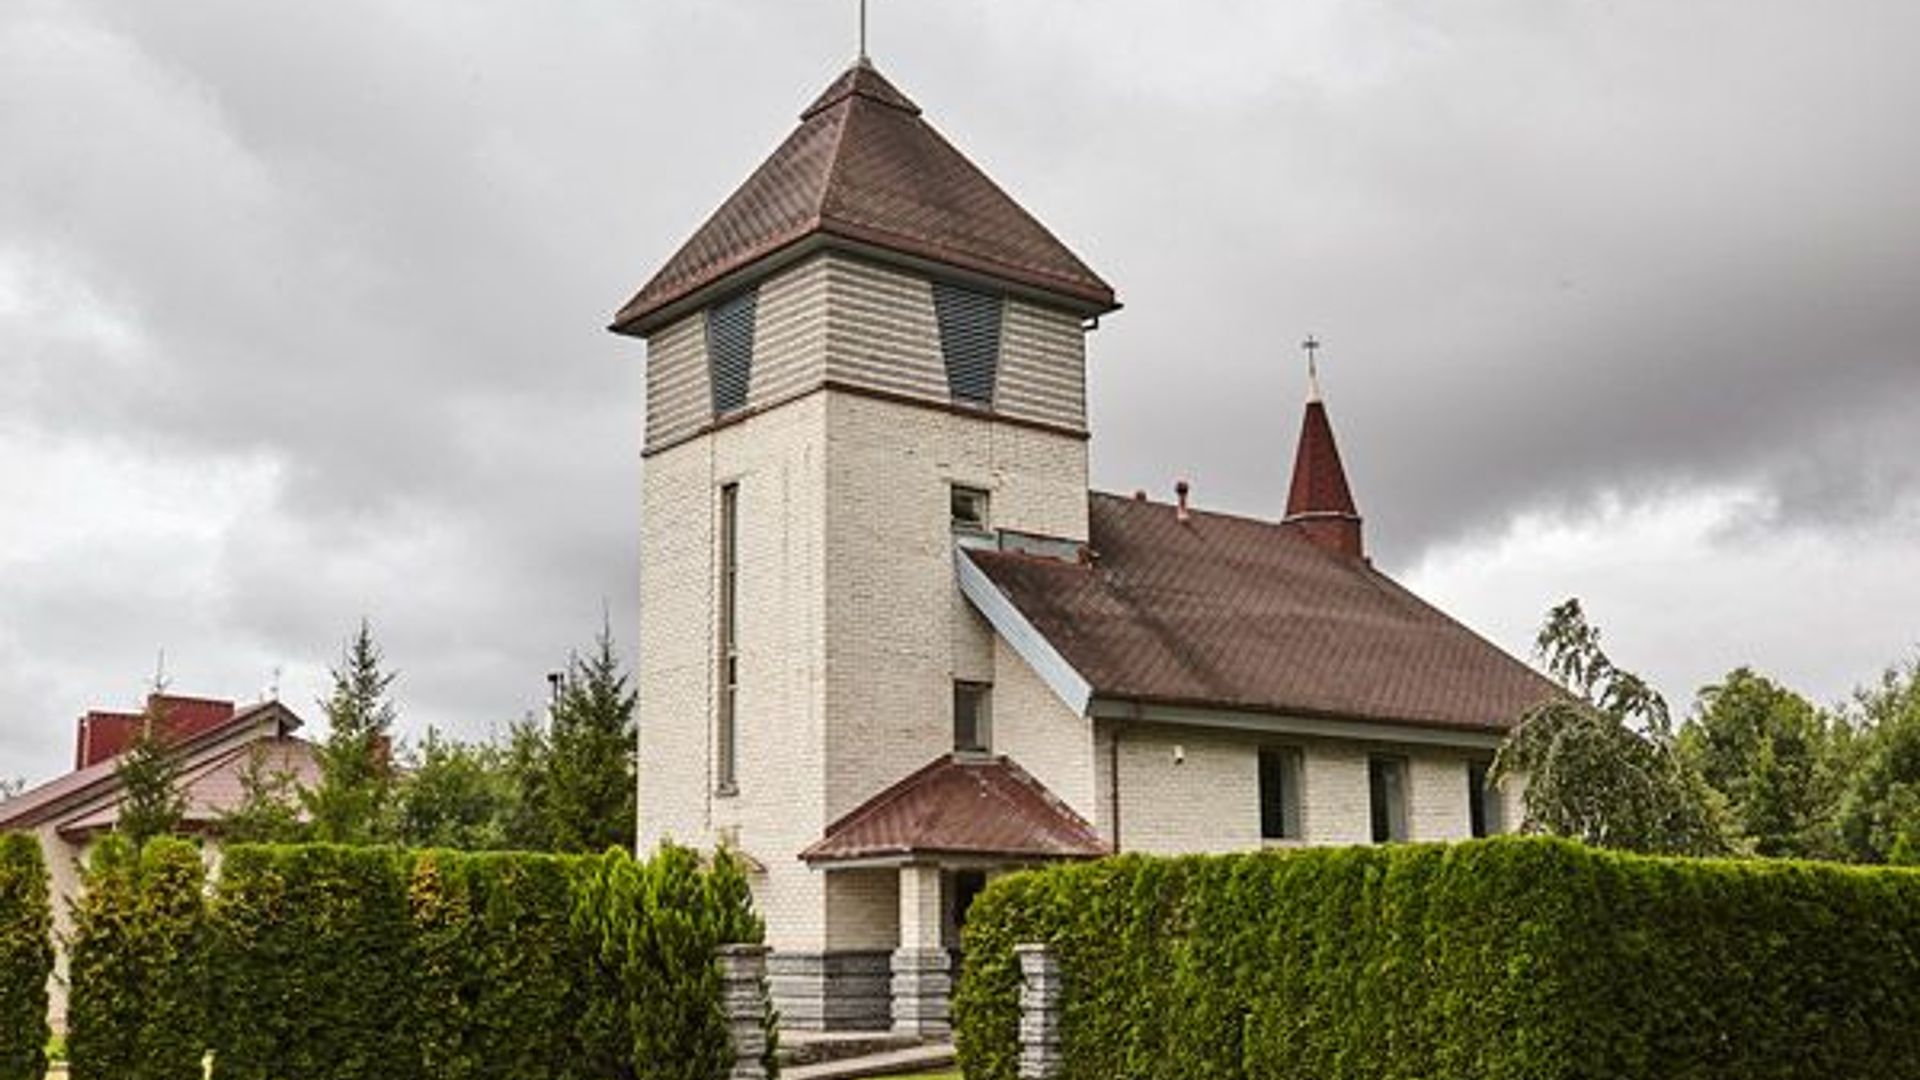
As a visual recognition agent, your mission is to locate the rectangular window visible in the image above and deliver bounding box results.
[950,485,991,534]
[706,289,758,416]
[954,681,992,754]
[1258,747,1304,841]
[716,483,740,794]
[933,282,1003,407]
[1469,760,1504,838]
[1369,755,1409,843]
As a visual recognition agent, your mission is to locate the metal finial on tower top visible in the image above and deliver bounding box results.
[1302,335,1323,402]
[859,0,869,61]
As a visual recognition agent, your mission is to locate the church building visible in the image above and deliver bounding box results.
[613,59,1556,1035]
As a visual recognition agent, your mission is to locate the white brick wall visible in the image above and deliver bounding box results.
[990,636,1097,824]
[1089,725,1496,855]
[638,256,1092,954]
[645,254,1090,453]
[821,391,1088,822]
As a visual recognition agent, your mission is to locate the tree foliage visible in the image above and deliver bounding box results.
[0,834,54,1080]
[304,620,400,844]
[217,745,307,845]
[66,836,209,1080]
[1494,599,1729,856]
[954,839,1920,1080]
[114,698,188,851]
[395,731,514,851]
[1677,667,1847,859]
[1835,660,1920,864]
[544,620,638,854]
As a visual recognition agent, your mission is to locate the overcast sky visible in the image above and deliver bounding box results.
[4,1,1917,785]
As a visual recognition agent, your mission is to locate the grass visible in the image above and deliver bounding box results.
[872,1073,959,1080]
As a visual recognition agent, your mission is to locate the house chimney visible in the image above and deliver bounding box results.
[1175,480,1192,523]
[1281,343,1364,558]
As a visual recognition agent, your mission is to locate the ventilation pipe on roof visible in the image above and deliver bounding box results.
[1175,480,1192,523]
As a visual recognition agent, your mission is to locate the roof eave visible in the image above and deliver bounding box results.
[1087,694,1521,750]
[611,229,1120,339]
[800,844,1108,869]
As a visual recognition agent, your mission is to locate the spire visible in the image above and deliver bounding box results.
[1281,341,1363,559]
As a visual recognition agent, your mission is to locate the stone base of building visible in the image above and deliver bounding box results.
[889,947,952,1037]
[768,950,894,1031]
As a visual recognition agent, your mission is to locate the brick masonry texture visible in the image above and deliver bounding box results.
[644,254,1090,452]
[635,247,1525,1030]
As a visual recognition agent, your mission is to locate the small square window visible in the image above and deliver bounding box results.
[951,486,991,534]
[954,681,992,754]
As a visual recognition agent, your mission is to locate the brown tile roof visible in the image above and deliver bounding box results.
[611,60,1116,335]
[801,754,1108,864]
[967,493,1561,734]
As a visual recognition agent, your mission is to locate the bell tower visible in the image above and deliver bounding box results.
[614,59,1117,1030]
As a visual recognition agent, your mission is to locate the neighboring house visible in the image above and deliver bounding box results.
[0,693,317,1031]
[615,59,1560,1035]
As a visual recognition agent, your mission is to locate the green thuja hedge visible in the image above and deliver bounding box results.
[68,837,209,1080]
[0,834,54,1080]
[199,843,766,1080]
[954,838,1920,1080]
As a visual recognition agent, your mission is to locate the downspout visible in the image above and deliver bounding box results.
[1108,724,1122,853]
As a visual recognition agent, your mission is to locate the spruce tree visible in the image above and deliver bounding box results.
[302,619,399,844]
[116,697,187,850]
[544,619,638,853]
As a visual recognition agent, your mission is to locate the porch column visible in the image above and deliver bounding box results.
[890,863,951,1037]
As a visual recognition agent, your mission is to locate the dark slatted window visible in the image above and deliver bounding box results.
[933,282,1003,407]
[705,289,758,415]
[1258,747,1304,840]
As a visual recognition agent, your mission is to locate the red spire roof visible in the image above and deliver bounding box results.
[1282,393,1364,558]
[611,60,1116,336]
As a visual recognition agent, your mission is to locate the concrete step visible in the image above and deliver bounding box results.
[782,1040,955,1080]
[778,1029,926,1067]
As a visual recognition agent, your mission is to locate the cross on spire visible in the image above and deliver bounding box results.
[1302,335,1323,402]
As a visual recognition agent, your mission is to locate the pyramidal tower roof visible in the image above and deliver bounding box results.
[611,60,1117,336]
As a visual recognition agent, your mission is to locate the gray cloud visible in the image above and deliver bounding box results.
[3,0,1917,781]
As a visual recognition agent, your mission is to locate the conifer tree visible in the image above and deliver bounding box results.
[115,696,187,850]
[302,619,399,844]
[544,618,638,853]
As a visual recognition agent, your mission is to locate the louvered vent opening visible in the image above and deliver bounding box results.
[705,289,758,416]
[933,282,1003,407]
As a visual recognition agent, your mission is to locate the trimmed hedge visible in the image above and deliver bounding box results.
[201,843,766,1080]
[955,838,1920,1080]
[67,837,209,1080]
[0,834,54,1080]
